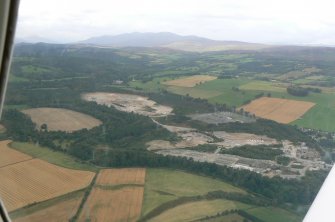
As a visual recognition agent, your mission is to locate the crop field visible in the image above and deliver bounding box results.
[162,78,260,107]
[166,85,222,99]
[79,187,144,222]
[163,75,217,87]
[0,140,32,167]
[13,191,84,222]
[82,92,173,117]
[239,80,287,92]
[149,199,251,222]
[79,168,146,222]
[10,142,97,171]
[240,97,315,124]
[0,158,95,211]
[141,169,245,216]
[197,79,260,107]
[22,108,102,132]
[96,168,146,185]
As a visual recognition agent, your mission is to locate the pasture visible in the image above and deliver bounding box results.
[141,169,301,222]
[240,97,315,124]
[141,168,245,216]
[0,158,95,211]
[162,75,217,87]
[79,168,146,222]
[22,108,102,132]
[245,207,302,222]
[149,199,251,222]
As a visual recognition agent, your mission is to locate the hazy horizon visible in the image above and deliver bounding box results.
[16,0,335,45]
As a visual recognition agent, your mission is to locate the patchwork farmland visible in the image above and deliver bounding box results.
[0,140,95,212]
[22,108,102,132]
[13,191,84,222]
[79,168,146,222]
[240,97,315,124]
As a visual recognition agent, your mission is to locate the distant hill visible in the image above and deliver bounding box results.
[15,36,58,44]
[79,32,270,52]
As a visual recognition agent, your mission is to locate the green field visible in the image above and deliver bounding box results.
[149,199,251,222]
[204,213,245,222]
[10,142,98,172]
[129,75,335,131]
[141,168,245,216]
[239,80,287,92]
[246,207,302,222]
[129,77,170,92]
[8,74,29,83]
[142,168,301,222]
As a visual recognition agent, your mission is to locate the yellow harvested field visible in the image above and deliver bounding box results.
[240,97,315,124]
[79,187,144,222]
[163,75,217,87]
[79,168,146,222]
[13,193,83,222]
[22,108,102,132]
[96,168,146,185]
[0,140,32,168]
[0,159,95,212]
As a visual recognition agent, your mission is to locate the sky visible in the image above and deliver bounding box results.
[16,0,335,45]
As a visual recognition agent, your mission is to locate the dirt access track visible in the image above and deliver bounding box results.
[240,97,315,124]
[22,108,102,132]
[82,92,173,117]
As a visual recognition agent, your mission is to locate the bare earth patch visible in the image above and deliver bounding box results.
[147,132,213,151]
[240,97,315,124]
[213,131,278,148]
[0,158,95,212]
[22,108,102,132]
[82,92,172,117]
[163,75,217,87]
[79,168,146,222]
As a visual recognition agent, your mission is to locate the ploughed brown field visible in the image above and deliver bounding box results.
[13,192,84,222]
[0,145,95,212]
[240,97,315,124]
[79,168,146,222]
[0,140,32,167]
[22,108,102,132]
[96,168,146,185]
[163,75,217,87]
